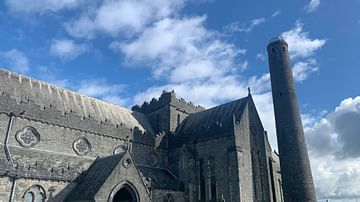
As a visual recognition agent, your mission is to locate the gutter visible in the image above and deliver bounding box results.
[9,177,16,202]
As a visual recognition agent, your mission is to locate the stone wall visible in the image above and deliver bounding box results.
[12,178,70,202]
[0,114,9,163]
[142,105,170,134]
[0,176,73,202]
[269,152,282,202]
[233,105,254,202]
[248,98,272,202]
[0,177,11,201]
[169,106,190,133]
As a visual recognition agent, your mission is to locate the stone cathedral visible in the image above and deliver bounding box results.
[0,38,316,202]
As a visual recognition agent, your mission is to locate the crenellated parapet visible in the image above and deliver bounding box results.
[0,68,154,135]
[132,90,205,114]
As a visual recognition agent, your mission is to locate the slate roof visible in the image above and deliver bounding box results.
[170,97,249,146]
[0,68,153,133]
[138,165,184,191]
[66,154,124,201]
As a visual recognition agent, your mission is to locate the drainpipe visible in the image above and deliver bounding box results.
[4,112,14,166]
[9,177,16,202]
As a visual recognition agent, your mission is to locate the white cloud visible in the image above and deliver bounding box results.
[36,66,71,88]
[34,68,129,106]
[225,10,280,35]
[247,73,270,94]
[256,52,266,61]
[306,0,321,13]
[239,60,249,71]
[50,39,88,60]
[115,16,245,81]
[134,76,247,108]
[280,21,326,81]
[77,79,128,106]
[65,0,186,38]
[5,0,83,14]
[271,10,281,18]
[225,17,266,33]
[78,79,125,97]
[293,59,319,81]
[65,15,97,39]
[281,21,326,59]
[304,96,360,199]
[1,49,30,73]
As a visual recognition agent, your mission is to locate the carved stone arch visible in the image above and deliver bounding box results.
[108,181,139,202]
[22,185,46,202]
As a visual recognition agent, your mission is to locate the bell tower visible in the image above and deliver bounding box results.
[267,37,316,201]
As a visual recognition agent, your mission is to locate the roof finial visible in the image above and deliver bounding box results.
[247,87,251,95]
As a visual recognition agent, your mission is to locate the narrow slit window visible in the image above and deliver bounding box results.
[177,114,181,126]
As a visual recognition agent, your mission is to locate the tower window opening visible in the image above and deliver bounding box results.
[282,47,285,52]
[272,48,275,53]
[210,158,217,200]
[199,159,206,201]
[177,114,181,126]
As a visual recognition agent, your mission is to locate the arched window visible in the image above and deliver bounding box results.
[23,185,46,202]
[199,159,206,201]
[163,193,174,202]
[24,192,34,202]
[209,157,217,200]
[177,114,181,126]
[110,183,139,202]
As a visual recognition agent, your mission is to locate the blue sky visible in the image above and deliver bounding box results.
[1,0,360,200]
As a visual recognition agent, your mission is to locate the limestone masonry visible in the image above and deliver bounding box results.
[0,39,315,202]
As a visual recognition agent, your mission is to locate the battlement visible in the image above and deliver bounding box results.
[132,90,205,114]
[0,68,154,134]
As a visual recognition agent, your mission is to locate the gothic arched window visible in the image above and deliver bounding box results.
[24,192,34,202]
[177,114,181,126]
[163,193,174,202]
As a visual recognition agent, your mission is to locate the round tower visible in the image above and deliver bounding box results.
[267,37,316,201]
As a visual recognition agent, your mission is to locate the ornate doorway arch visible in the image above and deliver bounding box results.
[109,182,139,202]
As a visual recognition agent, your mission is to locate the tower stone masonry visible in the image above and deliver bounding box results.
[267,37,317,202]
